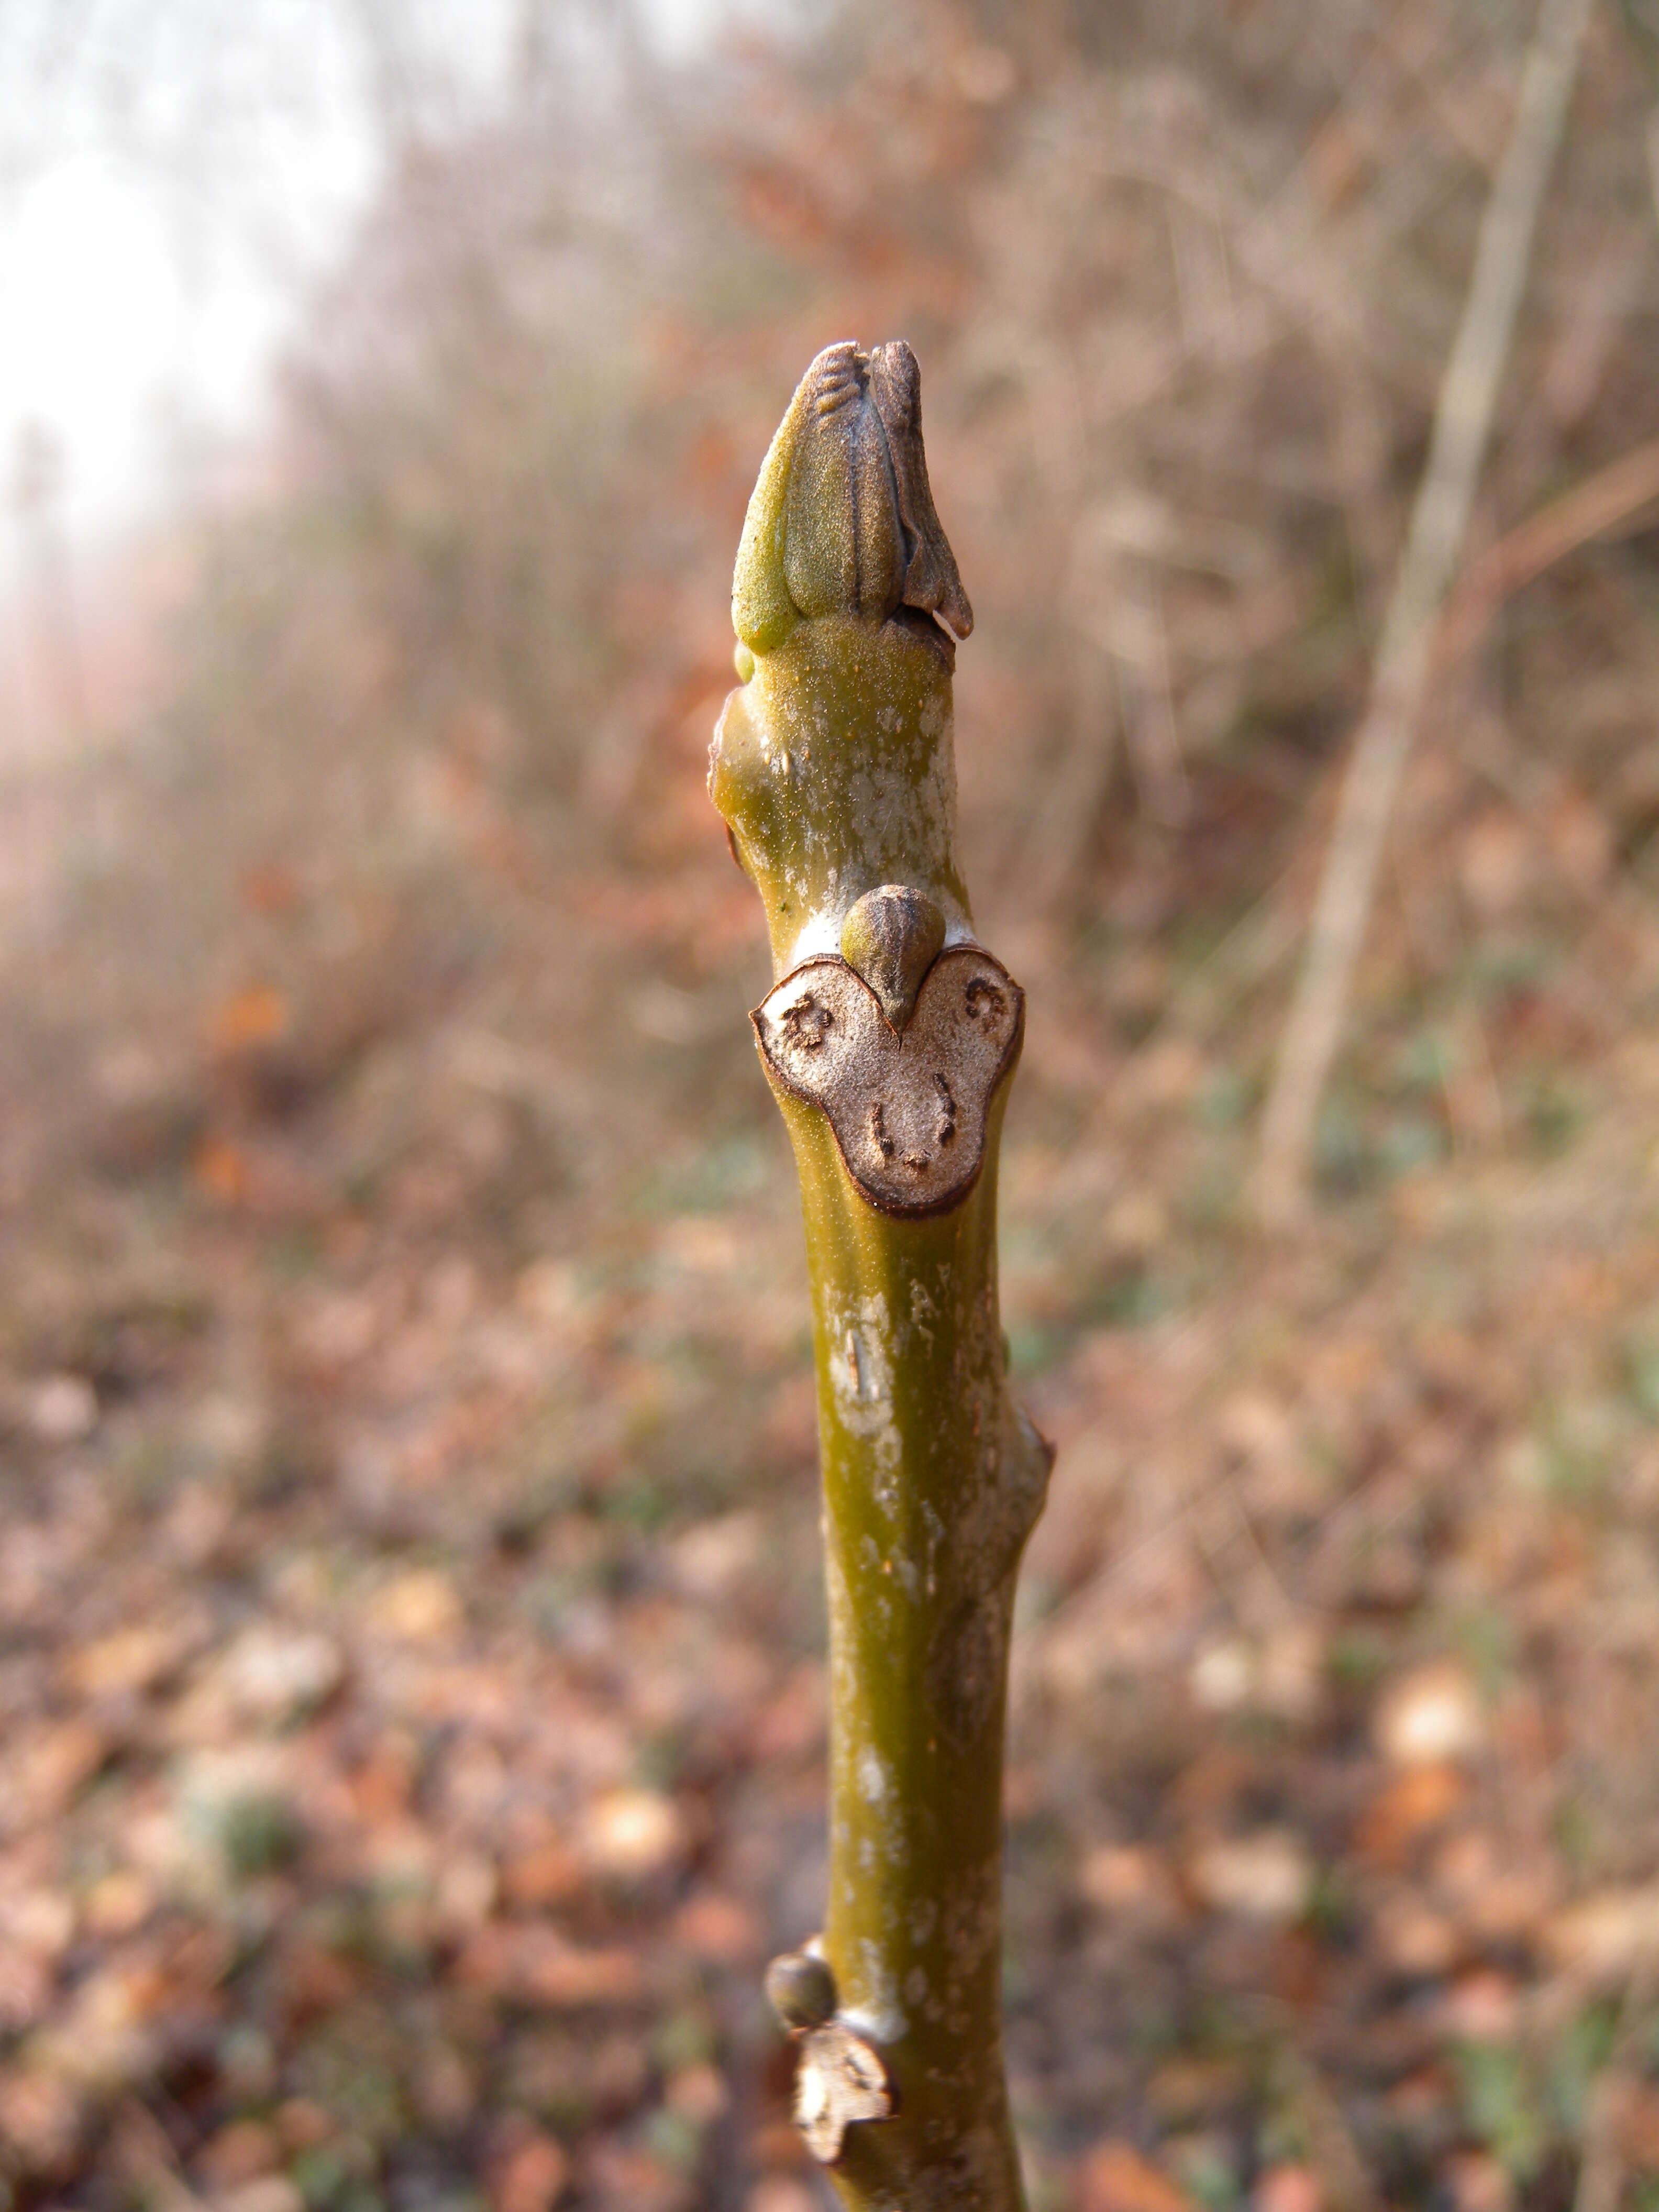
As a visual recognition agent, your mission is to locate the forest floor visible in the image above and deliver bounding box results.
[7,676,1659,2212]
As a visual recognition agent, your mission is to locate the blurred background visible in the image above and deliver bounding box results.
[7,2,1659,2208]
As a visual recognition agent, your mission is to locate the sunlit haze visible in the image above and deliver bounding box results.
[0,0,747,557]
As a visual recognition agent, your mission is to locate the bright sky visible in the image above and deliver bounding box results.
[0,151,350,541]
[0,0,749,550]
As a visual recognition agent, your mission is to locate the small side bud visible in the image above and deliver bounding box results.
[839,883,946,1032]
[766,1948,837,2033]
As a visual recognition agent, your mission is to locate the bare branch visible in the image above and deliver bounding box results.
[1252,0,1596,1230]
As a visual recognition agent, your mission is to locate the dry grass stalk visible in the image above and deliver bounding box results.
[1435,432,1659,669]
[1572,1954,1658,2212]
[1253,0,1597,1229]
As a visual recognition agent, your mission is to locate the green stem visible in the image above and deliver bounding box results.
[711,341,1049,2210]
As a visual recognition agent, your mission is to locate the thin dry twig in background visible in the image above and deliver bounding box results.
[1253,0,1597,1229]
[1435,431,1659,668]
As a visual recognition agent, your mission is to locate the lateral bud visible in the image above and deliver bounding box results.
[839,883,946,1032]
[765,1947,837,2033]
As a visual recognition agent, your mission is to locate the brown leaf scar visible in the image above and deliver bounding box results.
[753,946,1024,1216]
[793,2019,897,2165]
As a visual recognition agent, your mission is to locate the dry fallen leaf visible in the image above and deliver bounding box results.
[1355,1761,1467,1867]
[1079,2139,1196,2212]
[454,1925,643,2008]
[217,1627,345,1723]
[7,1720,110,1829]
[583,1788,684,1881]
[26,1373,98,1443]
[369,1569,463,1642]
[673,1890,762,1963]
[207,983,290,1053]
[1189,1830,1313,1925]
[1374,1664,1484,1767]
[195,2117,281,2189]
[217,2180,306,2212]
[492,2129,570,2212]
[1544,1885,1659,1977]
[1254,2165,1323,2212]
[69,1622,189,1701]
[745,2181,818,2212]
